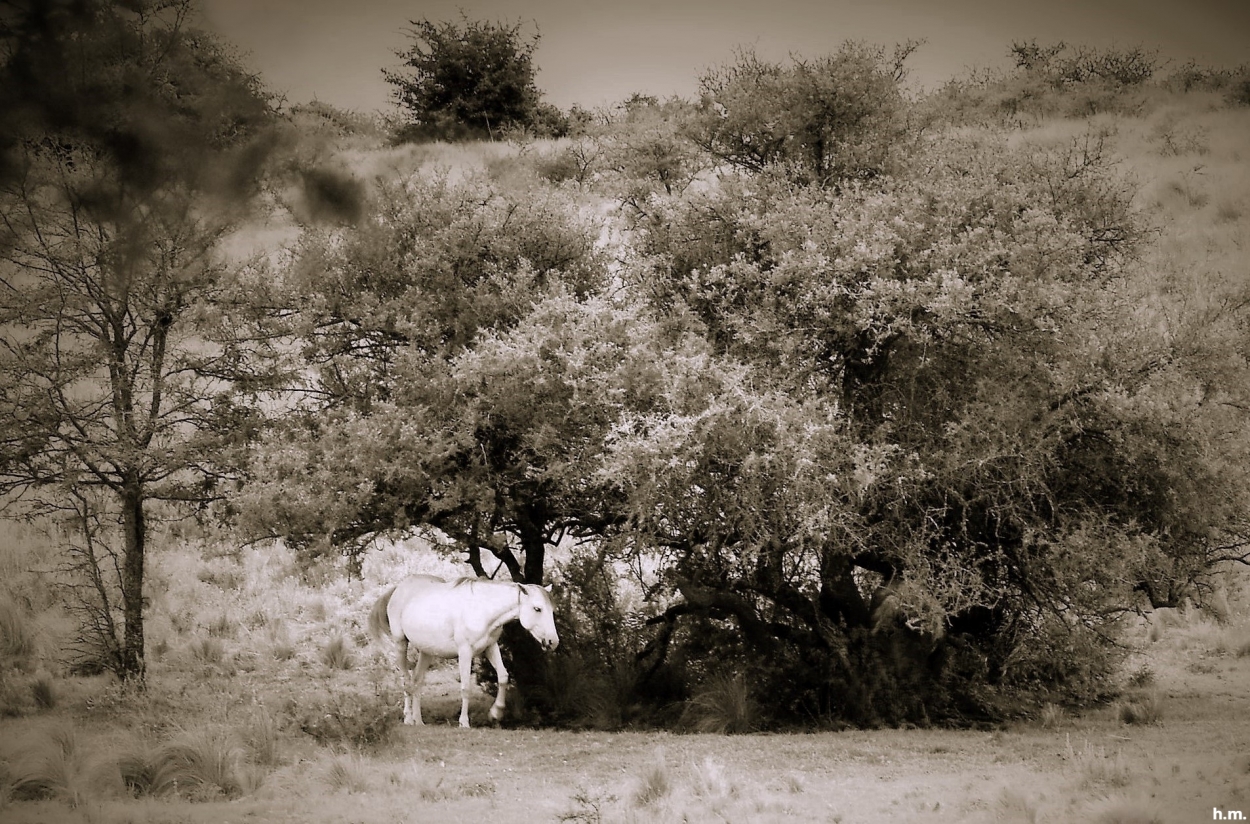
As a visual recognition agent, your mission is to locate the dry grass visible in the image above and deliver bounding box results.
[1066,737,1132,789]
[319,634,355,670]
[5,723,120,808]
[0,540,1247,822]
[1083,795,1164,824]
[681,672,760,734]
[631,747,672,807]
[1117,691,1164,726]
[145,726,263,800]
[323,754,369,794]
[0,597,38,671]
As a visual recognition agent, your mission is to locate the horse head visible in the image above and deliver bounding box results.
[518,584,559,651]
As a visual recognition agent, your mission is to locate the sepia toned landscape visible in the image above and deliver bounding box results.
[2,2,1250,822]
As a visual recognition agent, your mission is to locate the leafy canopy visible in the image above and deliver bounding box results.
[384,15,545,140]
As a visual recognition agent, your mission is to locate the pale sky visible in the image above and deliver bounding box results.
[198,0,1250,113]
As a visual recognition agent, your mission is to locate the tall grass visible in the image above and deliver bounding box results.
[632,748,672,807]
[681,672,760,733]
[7,723,120,808]
[140,727,262,800]
[1066,737,1131,789]
[324,754,369,794]
[319,634,355,670]
[0,597,38,671]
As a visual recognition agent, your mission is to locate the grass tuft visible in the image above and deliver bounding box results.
[30,673,57,710]
[206,614,236,638]
[681,672,760,734]
[1117,692,1163,726]
[147,726,261,800]
[688,756,738,804]
[319,634,355,670]
[0,597,38,670]
[997,787,1040,824]
[1066,737,1131,788]
[190,636,225,664]
[241,704,284,767]
[8,723,119,808]
[1038,701,1065,729]
[632,747,672,807]
[324,754,369,794]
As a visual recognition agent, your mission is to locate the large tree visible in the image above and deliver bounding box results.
[612,106,1250,720]
[0,0,276,681]
[384,15,546,140]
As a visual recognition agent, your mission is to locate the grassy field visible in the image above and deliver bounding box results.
[3,522,1250,824]
[4,92,1250,824]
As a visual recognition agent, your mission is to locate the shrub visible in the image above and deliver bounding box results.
[692,42,914,186]
[319,634,355,670]
[559,786,618,824]
[384,15,546,141]
[680,672,760,733]
[294,689,398,750]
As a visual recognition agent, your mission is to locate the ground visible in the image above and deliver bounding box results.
[2,534,1248,824]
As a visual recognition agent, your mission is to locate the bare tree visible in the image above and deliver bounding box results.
[0,0,276,681]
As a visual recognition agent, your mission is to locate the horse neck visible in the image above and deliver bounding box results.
[473,580,525,629]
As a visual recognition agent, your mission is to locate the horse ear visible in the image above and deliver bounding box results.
[543,583,553,593]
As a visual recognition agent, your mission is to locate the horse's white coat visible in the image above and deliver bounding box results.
[368,574,558,728]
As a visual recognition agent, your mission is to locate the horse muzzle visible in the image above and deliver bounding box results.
[541,638,559,652]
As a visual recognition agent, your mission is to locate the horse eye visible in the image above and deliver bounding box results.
[534,605,543,612]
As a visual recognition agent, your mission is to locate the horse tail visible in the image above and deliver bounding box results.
[367,585,397,643]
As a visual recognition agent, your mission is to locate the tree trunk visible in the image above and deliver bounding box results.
[118,479,146,683]
[516,503,547,585]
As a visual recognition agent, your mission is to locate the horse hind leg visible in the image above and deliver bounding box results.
[396,637,416,725]
[485,642,509,723]
[410,651,431,726]
[457,645,473,728]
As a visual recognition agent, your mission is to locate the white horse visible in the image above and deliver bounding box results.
[367,574,559,728]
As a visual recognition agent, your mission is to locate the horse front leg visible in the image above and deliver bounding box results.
[457,645,473,728]
[485,641,509,723]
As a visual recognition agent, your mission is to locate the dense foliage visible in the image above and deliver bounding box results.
[385,15,560,141]
[246,44,1250,728]
[6,6,1248,725]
